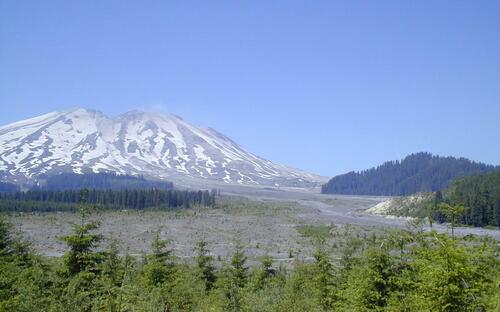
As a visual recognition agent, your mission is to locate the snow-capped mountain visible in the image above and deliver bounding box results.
[0,108,325,187]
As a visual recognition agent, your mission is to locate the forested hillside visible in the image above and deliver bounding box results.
[435,169,500,227]
[0,188,215,212]
[39,172,174,190]
[322,152,495,196]
[364,170,500,228]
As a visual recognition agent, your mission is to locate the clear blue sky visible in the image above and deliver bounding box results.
[1,1,499,177]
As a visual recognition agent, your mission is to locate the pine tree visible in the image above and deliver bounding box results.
[439,203,466,238]
[195,239,216,291]
[313,248,336,310]
[0,215,11,254]
[229,243,248,288]
[254,255,276,290]
[143,230,176,286]
[61,206,103,275]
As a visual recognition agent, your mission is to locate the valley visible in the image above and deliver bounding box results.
[3,2,500,309]
[1,110,499,311]
[8,186,500,261]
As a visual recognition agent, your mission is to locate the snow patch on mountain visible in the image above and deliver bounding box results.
[0,108,326,187]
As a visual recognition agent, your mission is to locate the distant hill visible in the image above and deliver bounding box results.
[38,172,173,191]
[322,152,496,196]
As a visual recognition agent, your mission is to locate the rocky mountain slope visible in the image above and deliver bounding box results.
[0,108,325,187]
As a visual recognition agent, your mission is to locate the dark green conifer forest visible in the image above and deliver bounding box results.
[0,188,215,212]
[433,169,500,228]
[322,153,495,196]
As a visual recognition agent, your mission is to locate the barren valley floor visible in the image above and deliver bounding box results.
[7,186,500,262]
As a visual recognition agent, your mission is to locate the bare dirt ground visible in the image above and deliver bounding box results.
[6,185,500,263]
[219,185,500,238]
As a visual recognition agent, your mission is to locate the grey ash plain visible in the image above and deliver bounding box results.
[8,184,500,263]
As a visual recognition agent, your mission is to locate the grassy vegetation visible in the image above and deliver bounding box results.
[296,224,335,241]
[215,197,299,217]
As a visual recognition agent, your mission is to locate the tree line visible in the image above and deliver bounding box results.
[431,169,500,228]
[321,152,495,196]
[0,211,498,311]
[0,188,216,212]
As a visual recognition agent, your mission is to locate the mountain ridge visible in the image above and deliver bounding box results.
[0,108,326,187]
[322,152,496,196]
